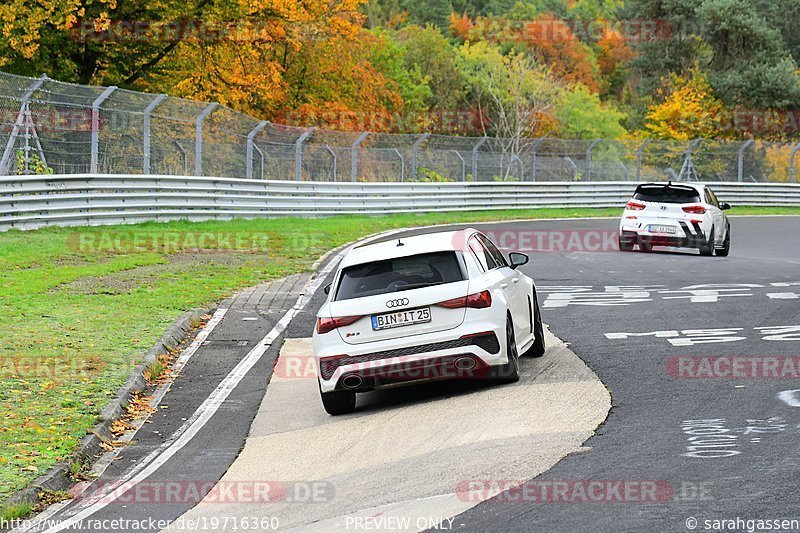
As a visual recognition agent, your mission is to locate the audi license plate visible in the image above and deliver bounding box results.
[372,307,431,331]
[648,224,677,234]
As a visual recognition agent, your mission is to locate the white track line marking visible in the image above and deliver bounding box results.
[39,254,344,533]
[11,308,229,533]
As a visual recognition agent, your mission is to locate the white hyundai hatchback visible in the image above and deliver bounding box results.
[619,182,731,256]
[312,229,545,415]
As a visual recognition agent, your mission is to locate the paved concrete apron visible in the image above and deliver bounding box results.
[166,326,610,532]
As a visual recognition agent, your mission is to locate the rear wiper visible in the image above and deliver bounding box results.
[393,282,441,292]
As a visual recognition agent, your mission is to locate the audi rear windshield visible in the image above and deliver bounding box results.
[633,184,701,204]
[334,251,465,301]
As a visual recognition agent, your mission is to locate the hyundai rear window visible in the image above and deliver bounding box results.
[335,252,465,301]
[633,185,701,204]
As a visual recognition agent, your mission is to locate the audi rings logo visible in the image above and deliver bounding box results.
[386,298,409,308]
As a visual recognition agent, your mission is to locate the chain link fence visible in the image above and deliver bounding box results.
[2,71,799,182]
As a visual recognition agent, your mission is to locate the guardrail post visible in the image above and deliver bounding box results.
[194,103,217,176]
[585,138,601,181]
[246,120,269,179]
[351,132,369,182]
[471,136,488,180]
[294,127,315,181]
[143,94,167,174]
[791,142,800,184]
[529,137,547,182]
[90,86,117,173]
[635,139,651,182]
[324,144,337,180]
[0,75,48,175]
[737,140,754,183]
[412,133,430,181]
[394,149,405,181]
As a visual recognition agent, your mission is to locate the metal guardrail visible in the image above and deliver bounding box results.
[1,175,798,231]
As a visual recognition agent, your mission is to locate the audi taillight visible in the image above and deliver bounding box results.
[316,315,363,335]
[436,290,492,309]
[626,201,646,211]
[682,205,706,215]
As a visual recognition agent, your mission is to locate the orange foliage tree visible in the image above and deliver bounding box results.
[149,0,403,128]
[596,28,635,99]
[516,15,599,92]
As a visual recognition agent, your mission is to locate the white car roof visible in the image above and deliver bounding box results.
[340,228,477,269]
[637,181,705,193]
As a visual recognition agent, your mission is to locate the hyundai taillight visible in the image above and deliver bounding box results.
[316,315,363,334]
[436,290,492,309]
[682,205,706,215]
[626,201,646,211]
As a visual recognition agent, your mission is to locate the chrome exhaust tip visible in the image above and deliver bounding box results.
[341,374,364,389]
[454,357,477,371]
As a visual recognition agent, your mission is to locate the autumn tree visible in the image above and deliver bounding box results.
[556,84,626,139]
[642,68,728,140]
[596,28,634,100]
[515,14,600,92]
[457,42,560,174]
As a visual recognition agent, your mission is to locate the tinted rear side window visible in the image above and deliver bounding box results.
[634,185,701,204]
[335,252,464,301]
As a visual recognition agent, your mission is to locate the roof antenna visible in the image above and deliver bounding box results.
[397,238,404,247]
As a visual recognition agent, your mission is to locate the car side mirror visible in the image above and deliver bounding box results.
[720,202,731,210]
[323,283,331,295]
[508,252,529,269]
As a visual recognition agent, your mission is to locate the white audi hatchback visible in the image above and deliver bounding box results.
[312,229,545,415]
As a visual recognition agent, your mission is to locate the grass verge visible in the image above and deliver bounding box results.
[1,205,798,502]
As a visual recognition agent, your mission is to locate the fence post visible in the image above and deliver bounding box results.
[471,136,488,180]
[143,94,167,174]
[529,137,547,182]
[511,154,524,180]
[295,127,315,181]
[791,142,800,184]
[194,103,217,176]
[412,133,430,181]
[635,139,651,182]
[351,132,369,182]
[585,138,601,181]
[252,143,265,180]
[453,150,466,181]
[90,86,117,174]
[737,140,754,183]
[324,144,337,180]
[0,75,47,175]
[394,149,405,181]
[246,120,269,179]
[173,141,187,175]
[564,157,578,181]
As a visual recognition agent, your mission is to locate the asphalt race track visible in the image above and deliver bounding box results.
[12,216,800,533]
